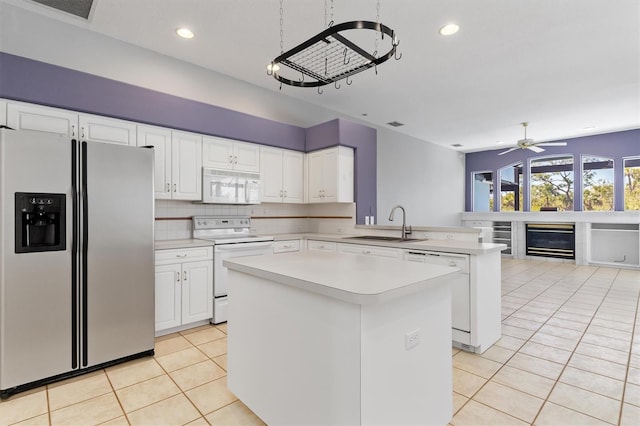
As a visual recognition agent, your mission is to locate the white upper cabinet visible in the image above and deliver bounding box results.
[7,102,136,145]
[171,131,202,200]
[0,100,7,127]
[7,102,77,137]
[307,146,354,203]
[261,146,304,203]
[138,126,201,200]
[202,136,260,172]
[137,125,172,199]
[78,113,136,146]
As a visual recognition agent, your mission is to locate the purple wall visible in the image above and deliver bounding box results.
[465,129,640,211]
[306,118,378,223]
[0,52,306,150]
[0,53,377,223]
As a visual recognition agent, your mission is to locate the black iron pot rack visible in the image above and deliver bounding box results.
[268,20,400,89]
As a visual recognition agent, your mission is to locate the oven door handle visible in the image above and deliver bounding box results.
[215,241,274,251]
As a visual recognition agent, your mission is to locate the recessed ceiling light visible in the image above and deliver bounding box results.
[266,63,280,72]
[582,126,596,131]
[387,121,405,127]
[176,28,194,39]
[439,23,459,36]
[451,144,463,148]
[361,113,368,117]
[496,141,505,145]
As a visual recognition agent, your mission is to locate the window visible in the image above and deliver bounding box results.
[624,157,640,210]
[472,171,493,212]
[530,156,574,211]
[499,162,523,211]
[582,155,614,211]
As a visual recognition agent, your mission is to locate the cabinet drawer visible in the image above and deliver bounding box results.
[338,243,401,259]
[273,240,301,253]
[155,246,213,265]
[306,240,337,252]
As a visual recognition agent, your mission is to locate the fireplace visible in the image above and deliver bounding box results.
[526,223,575,259]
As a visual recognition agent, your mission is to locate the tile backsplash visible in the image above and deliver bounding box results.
[154,200,356,240]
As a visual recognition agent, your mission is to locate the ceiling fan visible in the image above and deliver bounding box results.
[498,122,567,156]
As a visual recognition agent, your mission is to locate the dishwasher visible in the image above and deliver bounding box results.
[404,250,470,333]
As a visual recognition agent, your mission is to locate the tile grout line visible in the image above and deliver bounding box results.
[617,274,640,426]
[455,263,626,425]
[530,267,627,426]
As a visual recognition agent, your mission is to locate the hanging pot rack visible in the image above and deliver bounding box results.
[267,20,400,89]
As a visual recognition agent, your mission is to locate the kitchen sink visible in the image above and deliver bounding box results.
[344,236,423,243]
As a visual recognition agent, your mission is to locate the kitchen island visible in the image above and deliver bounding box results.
[224,251,459,426]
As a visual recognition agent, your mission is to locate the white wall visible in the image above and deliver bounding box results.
[1,2,466,227]
[377,127,465,227]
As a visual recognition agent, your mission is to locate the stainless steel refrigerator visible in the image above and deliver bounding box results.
[0,128,155,399]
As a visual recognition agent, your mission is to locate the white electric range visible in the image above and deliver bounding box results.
[193,216,273,324]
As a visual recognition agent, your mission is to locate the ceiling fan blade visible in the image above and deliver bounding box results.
[498,147,519,156]
[527,145,545,153]
[535,142,567,147]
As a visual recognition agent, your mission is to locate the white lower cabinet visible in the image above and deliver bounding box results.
[155,247,213,333]
[306,240,337,252]
[338,243,401,259]
[273,240,301,254]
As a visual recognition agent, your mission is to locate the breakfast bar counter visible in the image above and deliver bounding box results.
[224,251,459,426]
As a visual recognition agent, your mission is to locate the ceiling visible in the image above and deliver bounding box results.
[6,0,640,152]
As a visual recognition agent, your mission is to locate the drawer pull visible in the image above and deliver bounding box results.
[176,254,188,258]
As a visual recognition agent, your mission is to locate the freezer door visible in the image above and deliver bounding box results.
[81,142,155,367]
[0,130,74,389]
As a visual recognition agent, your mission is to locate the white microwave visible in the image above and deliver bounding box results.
[202,168,261,204]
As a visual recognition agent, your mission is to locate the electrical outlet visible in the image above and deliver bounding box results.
[405,329,420,350]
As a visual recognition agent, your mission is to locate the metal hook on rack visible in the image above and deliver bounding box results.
[346,76,353,85]
[317,86,323,95]
[299,72,304,82]
[374,64,378,75]
[279,81,282,90]
[393,38,402,60]
[335,81,341,89]
[343,48,350,65]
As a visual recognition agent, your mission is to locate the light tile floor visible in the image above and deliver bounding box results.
[1,258,638,425]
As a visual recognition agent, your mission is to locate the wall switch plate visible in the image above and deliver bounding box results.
[405,329,420,350]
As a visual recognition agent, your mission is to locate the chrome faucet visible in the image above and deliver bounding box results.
[388,205,412,240]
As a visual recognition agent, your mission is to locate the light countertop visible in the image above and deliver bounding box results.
[224,251,459,305]
[155,234,506,255]
[154,239,213,250]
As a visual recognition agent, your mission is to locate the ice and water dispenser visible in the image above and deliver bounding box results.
[15,192,66,253]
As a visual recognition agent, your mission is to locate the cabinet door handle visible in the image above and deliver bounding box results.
[279,190,283,197]
[80,126,86,139]
[176,271,180,282]
[71,125,76,138]
[363,250,371,254]
[173,184,177,192]
[228,155,233,164]
[166,183,171,193]
[183,271,187,281]
[284,190,287,198]
[234,155,238,164]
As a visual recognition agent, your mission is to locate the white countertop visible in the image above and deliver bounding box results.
[155,233,506,254]
[224,251,460,305]
[154,239,213,250]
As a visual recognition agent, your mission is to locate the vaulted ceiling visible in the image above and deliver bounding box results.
[4,0,640,152]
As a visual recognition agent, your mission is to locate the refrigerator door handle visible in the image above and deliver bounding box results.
[81,141,89,367]
[71,139,79,369]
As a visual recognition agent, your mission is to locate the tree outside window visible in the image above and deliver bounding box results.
[499,163,523,211]
[582,156,614,211]
[624,157,640,210]
[530,156,574,211]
